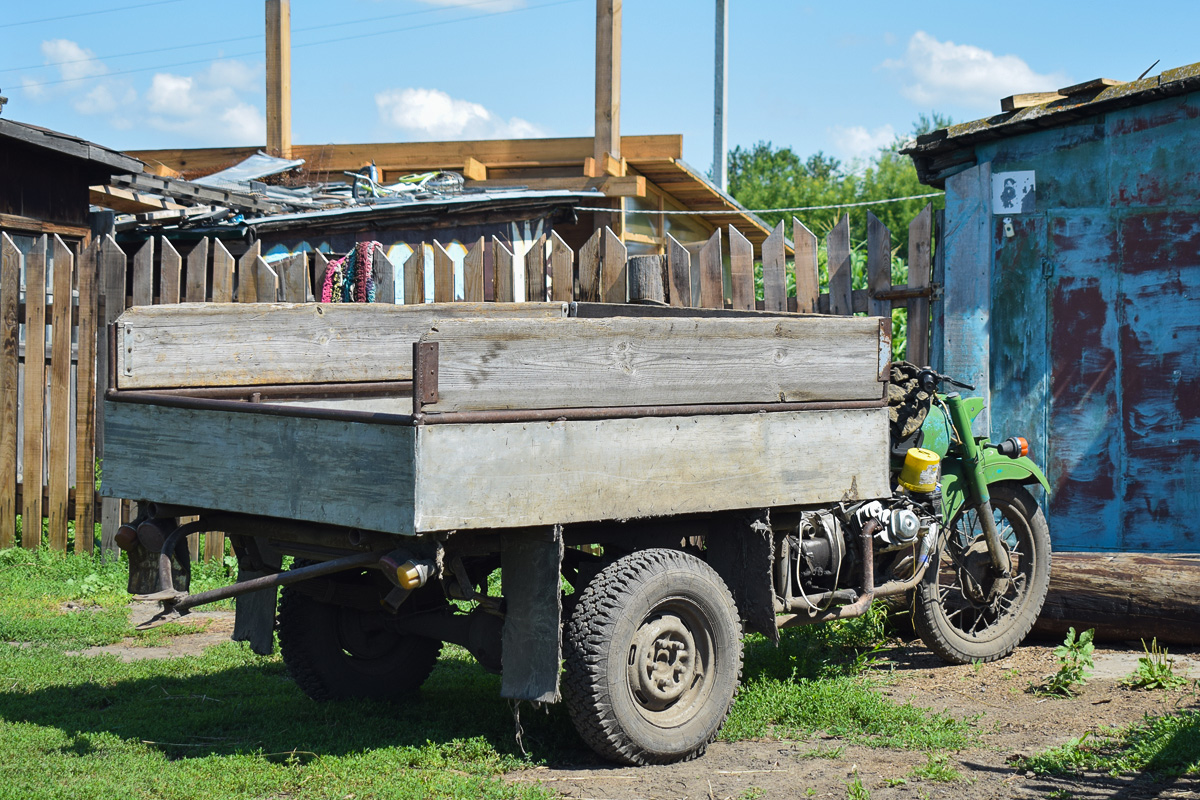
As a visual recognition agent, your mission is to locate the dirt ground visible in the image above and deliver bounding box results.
[90,606,1200,799]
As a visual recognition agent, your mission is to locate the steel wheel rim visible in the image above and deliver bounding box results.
[625,597,715,728]
[934,498,1032,642]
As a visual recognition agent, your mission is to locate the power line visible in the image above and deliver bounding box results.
[1,0,530,75]
[0,0,185,30]
[12,0,582,90]
[574,192,945,216]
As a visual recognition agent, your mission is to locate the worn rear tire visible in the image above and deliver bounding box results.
[563,548,742,765]
[278,582,443,702]
[915,482,1051,664]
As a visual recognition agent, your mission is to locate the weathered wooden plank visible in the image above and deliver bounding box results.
[698,228,723,309]
[203,529,225,563]
[0,235,19,548]
[523,234,546,302]
[866,212,892,319]
[115,302,569,389]
[463,237,485,303]
[600,227,627,304]
[929,209,946,371]
[131,238,154,307]
[549,231,573,303]
[827,216,853,316]
[665,232,691,307]
[254,256,279,303]
[211,239,234,302]
[279,253,309,303]
[420,315,886,412]
[185,238,208,303]
[47,237,74,551]
[102,402,418,535]
[21,237,47,549]
[493,238,514,302]
[761,220,788,312]
[413,407,890,531]
[432,241,454,303]
[578,229,601,302]
[403,244,424,305]
[311,249,329,302]
[159,237,181,305]
[99,235,127,557]
[74,239,100,553]
[906,203,933,366]
[374,246,394,304]
[237,241,261,303]
[793,217,819,313]
[728,225,754,311]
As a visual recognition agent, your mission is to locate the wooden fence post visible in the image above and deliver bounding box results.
[827,216,853,316]
[432,241,454,303]
[493,238,514,302]
[74,239,100,553]
[578,229,601,302]
[906,203,933,366]
[311,249,328,301]
[463,238,485,302]
[98,235,126,558]
[0,235,19,548]
[697,228,723,309]
[665,232,691,307]
[404,244,424,305]
[47,237,74,551]
[793,218,819,314]
[761,221,788,312]
[523,234,546,302]
[185,238,208,303]
[549,232,573,303]
[131,238,154,307]
[728,226,754,311]
[600,227,627,305]
[21,237,47,549]
[866,212,892,320]
[211,239,235,303]
[160,238,181,305]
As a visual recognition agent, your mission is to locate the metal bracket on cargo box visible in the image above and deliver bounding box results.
[412,341,439,409]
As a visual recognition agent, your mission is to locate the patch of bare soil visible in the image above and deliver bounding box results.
[72,601,236,662]
[510,639,1200,800]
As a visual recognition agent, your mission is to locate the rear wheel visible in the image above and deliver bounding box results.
[278,577,443,702]
[563,548,742,765]
[915,482,1051,664]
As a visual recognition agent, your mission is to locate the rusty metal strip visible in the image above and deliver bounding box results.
[104,388,416,426]
[412,341,439,408]
[415,398,887,426]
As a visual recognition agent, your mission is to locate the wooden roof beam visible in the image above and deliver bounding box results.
[89,185,186,214]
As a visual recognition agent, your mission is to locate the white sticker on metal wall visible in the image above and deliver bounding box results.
[993,171,1036,214]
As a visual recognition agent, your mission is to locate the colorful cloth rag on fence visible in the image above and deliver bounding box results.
[320,241,379,302]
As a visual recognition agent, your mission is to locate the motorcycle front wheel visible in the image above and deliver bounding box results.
[914,482,1051,664]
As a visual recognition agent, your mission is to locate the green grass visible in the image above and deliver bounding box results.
[1019,711,1200,779]
[1,549,976,798]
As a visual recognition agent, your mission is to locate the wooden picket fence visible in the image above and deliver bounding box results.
[0,203,936,557]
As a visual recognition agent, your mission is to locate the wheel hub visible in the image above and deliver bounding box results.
[630,614,698,708]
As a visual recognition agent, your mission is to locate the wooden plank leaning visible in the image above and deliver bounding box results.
[98,235,126,557]
[113,302,571,389]
[75,239,100,553]
[907,203,933,366]
[47,237,74,551]
[0,235,19,548]
[419,315,887,413]
[22,237,47,549]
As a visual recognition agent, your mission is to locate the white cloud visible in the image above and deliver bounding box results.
[415,0,525,10]
[884,31,1069,109]
[41,39,107,82]
[376,87,545,139]
[828,124,896,160]
[143,60,265,144]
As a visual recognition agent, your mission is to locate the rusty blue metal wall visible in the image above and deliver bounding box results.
[941,92,1200,553]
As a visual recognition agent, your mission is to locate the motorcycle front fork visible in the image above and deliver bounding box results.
[945,393,1012,578]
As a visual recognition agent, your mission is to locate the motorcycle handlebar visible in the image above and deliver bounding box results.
[918,367,976,393]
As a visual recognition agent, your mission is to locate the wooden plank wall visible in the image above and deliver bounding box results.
[0,210,936,557]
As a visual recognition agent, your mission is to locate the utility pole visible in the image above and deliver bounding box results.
[266,0,292,158]
[713,0,728,191]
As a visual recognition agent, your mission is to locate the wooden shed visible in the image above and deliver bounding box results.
[904,63,1200,641]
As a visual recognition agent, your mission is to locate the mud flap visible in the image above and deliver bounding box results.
[707,512,779,644]
[230,536,283,656]
[500,525,564,703]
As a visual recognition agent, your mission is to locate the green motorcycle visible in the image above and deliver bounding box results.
[892,363,1053,664]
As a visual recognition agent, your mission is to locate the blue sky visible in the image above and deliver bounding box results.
[3,0,1196,173]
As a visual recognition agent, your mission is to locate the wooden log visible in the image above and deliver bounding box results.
[432,241,454,303]
[99,235,127,557]
[728,226,754,311]
[420,315,887,413]
[600,227,626,304]
[493,238,514,302]
[1034,553,1200,645]
[374,245,394,304]
[114,302,569,389]
[404,244,424,305]
[866,212,892,320]
[159,237,181,305]
[74,239,100,553]
[211,239,234,302]
[578,229,601,302]
[47,237,74,551]
[463,237,485,303]
[627,255,665,304]
[185,238,208,303]
[523,234,545,302]
[549,231,573,302]
[906,203,933,366]
[131,238,154,307]
[698,228,723,309]
[665,232,691,307]
[827,216,852,316]
[0,236,19,548]
[793,217,820,314]
[761,220,788,312]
